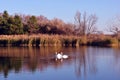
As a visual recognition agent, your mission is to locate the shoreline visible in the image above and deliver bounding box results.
[0,34,119,47]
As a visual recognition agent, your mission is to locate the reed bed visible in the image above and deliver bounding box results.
[0,34,82,47]
[88,37,120,47]
[0,34,119,47]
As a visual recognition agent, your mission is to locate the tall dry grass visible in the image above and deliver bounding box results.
[0,34,82,47]
[0,34,119,47]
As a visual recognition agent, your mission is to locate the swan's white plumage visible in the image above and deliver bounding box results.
[62,55,68,59]
[55,52,68,59]
[56,52,62,59]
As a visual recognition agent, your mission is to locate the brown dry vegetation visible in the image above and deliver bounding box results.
[0,34,81,47]
[0,11,120,47]
[0,34,120,47]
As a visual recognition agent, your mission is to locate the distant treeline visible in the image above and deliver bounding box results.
[0,11,75,35]
[0,10,99,36]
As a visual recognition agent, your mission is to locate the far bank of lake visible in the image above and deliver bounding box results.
[0,34,120,47]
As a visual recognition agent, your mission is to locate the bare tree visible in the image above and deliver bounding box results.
[107,16,120,36]
[74,11,97,36]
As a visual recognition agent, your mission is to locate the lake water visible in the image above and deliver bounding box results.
[0,46,120,80]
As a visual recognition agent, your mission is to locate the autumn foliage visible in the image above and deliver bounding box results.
[0,11,75,35]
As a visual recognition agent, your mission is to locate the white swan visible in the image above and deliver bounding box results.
[55,52,62,59]
[55,52,68,60]
[61,52,68,59]
[62,55,68,59]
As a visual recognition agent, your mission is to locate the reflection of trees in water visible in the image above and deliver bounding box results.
[1,47,120,79]
[0,47,97,78]
[0,57,22,78]
[74,46,97,78]
[112,48,120,73]
[27,47,38,72]
[74,47,86,77]
[0,47,72,78]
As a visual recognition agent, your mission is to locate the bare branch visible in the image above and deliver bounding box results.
[107,16,120,35]
[74,11,97,36]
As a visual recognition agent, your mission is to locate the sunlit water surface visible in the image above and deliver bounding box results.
[0,47,120,80]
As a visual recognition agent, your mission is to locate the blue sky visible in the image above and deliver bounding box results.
[0,0,120,32]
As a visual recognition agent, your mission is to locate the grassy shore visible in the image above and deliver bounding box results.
[0,34,119,47]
